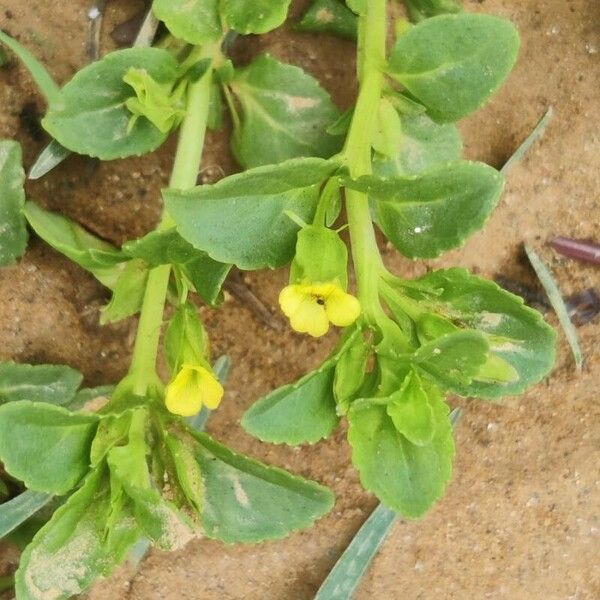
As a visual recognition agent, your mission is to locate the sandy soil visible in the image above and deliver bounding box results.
[0,0,599,598]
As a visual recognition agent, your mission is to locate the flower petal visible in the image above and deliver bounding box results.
[326,289,361,327]
[198,367,225,409]
[279,285,306,318]
[290,298,330,337]
[165,367,203,417]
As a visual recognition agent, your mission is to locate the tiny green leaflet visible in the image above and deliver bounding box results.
[228,54,342,168]
[0,402,99,495]
[388,14,519,121]
[371,98,403,158]
[0,140,28,265]
[343,160,504,258]
[165,157,341,269]
[43,48,180,160]
[385,369,436,446]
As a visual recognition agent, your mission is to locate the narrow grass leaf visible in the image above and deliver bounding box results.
[525,245,583,371]
[28,139,72,180]
[0,30,62,106]
[0,490,53,539]
[501,107,553,174]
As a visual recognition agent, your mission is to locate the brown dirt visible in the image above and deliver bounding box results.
[1,0,599,599]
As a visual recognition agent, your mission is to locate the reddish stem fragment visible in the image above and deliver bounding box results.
[550,237,600,266]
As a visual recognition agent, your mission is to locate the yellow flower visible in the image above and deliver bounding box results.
[279,282,361,338]
[165,364,224,417]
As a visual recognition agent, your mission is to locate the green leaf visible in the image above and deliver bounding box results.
[0,490,53,539]
[0,361,82,405]
[152,0,222,45]
[180,254,231,305]
[123,228,200,264]
[0,401,99,494]
[345,0,366,15]
[23,201,124,284]
[221,0,291,34]
[333,330,369,411]
[242,330,359,444]
[15,468,140,600]
[166,434,204,514]
[123,228,231,305]
[344,161,504,258]
[68,385,115,411]
[107,410,195,550]
[393,268,557,397]
[404,0,462,22]
[229,55,342,168]
[314,408,462,600]
[43,48,180,159]
[100,259,148,324]
[387,14,519,121]
[371,98,403,158]
[373,113,462,176]
[412,330,489,392]
[164,302,209,373]
[0,30,62,106]
[348,390,454,518]
[290,225,349,288]
[165,157,340,269]
[0,140,27,265]
[191,430,334,542]
[296,0,358,40]
[386,370,435,446]
[242,364,338,445]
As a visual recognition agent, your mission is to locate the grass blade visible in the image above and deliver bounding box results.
[133,9,160,48]
[314,408,463,600]
[525,244,583,371]
[0,30,62,106]
[502,107,553,174]
[314,503,396,600]
[28,139,72,180]
[0,490,53,539]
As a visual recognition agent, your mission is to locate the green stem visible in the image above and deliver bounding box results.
[344,0,387,320]
[128,65,213,396]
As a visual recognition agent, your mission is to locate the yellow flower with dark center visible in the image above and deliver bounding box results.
[165,364,224,417]
[279,282,361,337]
